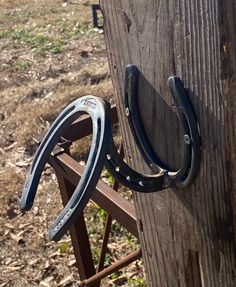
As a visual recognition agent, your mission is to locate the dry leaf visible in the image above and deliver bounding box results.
[29,258,41,266]
[15,160,30,167]
[58,275,73,286]
[0,280,12,287]
[4,266,22,271]
[67,259,76,267]
[4,258,12,265]
[4,223,15,229]
[10,232,21,242]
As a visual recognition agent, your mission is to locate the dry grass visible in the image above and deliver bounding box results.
[1,64,112,146]
[0,1,145,286]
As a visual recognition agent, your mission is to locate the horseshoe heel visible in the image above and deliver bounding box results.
[20,96,111,241]
[167,76,201,187]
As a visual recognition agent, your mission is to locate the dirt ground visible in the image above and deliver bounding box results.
[0,1,145,286]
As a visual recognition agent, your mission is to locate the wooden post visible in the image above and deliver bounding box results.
[100,1,236,286]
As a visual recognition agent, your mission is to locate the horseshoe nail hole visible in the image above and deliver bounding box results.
[171,104,177,112]
[106,154,111,160]
[115,166,120,172]
[126,176,130,181]
[184,135,191,144]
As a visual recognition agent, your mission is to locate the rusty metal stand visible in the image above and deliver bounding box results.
[47,106,142,286]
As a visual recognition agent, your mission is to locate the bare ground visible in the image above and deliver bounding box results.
[0,1,145,286]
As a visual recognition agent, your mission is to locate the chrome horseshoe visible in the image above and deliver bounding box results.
[20,96,111,241]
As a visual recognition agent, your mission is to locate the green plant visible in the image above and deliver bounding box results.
[11,29,28,40]
[49,38,65,54]
[108,271,121,281]
[59,241,70,254]
[14,60,32,71]
[97,206,107,222]
[104,170,114,186]
[128,277,145,287]
[0,31,8,39]
[28,34,49,48]
[9,28,66,55]
[104,252,112,266]
[91,246,100,266]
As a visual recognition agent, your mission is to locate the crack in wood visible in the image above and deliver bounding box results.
[118,8,131,33]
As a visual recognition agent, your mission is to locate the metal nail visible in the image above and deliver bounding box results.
[184,134,191,144]
[125,107,130,117]
[139,181,144,186]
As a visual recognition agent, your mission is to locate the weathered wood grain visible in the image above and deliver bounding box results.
[221,0,236,242]
[101,0,236,286]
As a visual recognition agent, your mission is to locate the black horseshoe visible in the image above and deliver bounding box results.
[20,96,111,241]
[105,65,201,191]
[167,76,201,187]
[105,139,167,192]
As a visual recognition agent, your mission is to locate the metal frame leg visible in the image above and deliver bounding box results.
[55,169,99,286]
